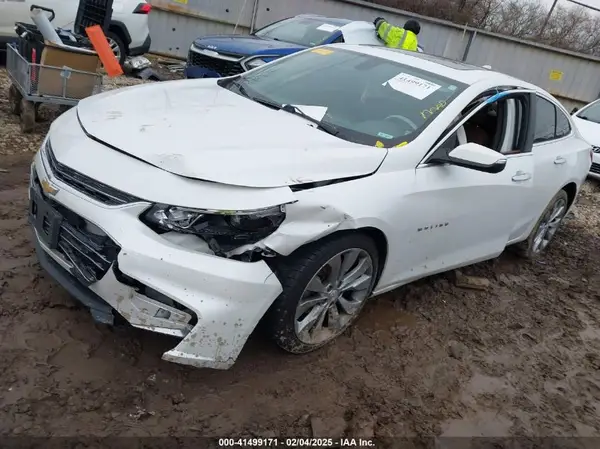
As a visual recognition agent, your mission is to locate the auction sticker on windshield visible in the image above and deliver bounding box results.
[317,24,338,32]
[383,73,441,100]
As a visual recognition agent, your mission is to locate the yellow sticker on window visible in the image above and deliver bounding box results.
[395,141,408,148]
[421,100,447,120]
[375,141,385,148]
[311,48,334,55]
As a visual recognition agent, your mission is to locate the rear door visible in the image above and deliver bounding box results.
[528,95,585,220]
[399,89,537,281]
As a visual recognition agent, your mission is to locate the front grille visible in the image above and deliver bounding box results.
[31,174,120,285]
[44,141,142,206]
[593,146,600,153]
[187,48,245,77]
[591,162,600,174]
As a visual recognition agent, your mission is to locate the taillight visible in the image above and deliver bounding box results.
[133,3,151,13]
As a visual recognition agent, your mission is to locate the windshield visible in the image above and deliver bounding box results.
[577,101,600,124]
[223,47,468,147]
[253,17,343,47]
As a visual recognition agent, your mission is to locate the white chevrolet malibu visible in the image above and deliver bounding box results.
[30,44,592,369]
[570,99,600,180]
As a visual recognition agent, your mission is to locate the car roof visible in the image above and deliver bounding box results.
[328,44,533,88]
[294,14,352,26]
[582,98,600,108]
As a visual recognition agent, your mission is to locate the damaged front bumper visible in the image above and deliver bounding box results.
[29,152,283,370]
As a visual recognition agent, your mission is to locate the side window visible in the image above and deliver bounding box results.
[533,96,556,143]
[555,108,571,138]
[534,96,572,143]
[438,94,530,155]
[331,34,345,44]
[512,99,524,148]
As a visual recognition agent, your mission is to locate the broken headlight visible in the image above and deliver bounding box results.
[141,204,286,252]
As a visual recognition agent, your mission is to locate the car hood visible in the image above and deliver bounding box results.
[572,115,600,146]
[76,80,388,188]
[193,34,304,56]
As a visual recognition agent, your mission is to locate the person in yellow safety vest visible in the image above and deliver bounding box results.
[373,17,421,51]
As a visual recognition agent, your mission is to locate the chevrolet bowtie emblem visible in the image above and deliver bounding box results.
[41,178,58,196]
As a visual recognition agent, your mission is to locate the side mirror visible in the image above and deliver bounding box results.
[571,107,578,114]
[445,143,507,173]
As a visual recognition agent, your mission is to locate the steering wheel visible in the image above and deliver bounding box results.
[384,114,419,131]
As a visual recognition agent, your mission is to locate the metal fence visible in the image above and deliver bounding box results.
[148,0,600,108]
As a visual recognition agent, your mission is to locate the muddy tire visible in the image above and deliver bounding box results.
[19,99,35,133]
[34,103,42,121]
[8,84,22,115]
[514,189,569,259]
[265,233,379,354]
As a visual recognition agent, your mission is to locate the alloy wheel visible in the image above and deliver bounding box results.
[532,197,567,254]
[294,248,374,345]
[107,36,121,62]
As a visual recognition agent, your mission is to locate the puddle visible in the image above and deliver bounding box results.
[579,325,600,341]
[466,373,516,396]
[440,410,513,437]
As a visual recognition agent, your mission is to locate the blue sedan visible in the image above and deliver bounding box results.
[185,14,390,79]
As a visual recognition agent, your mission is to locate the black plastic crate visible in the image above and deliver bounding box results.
[15,22,88,64]
[74,0,114,35]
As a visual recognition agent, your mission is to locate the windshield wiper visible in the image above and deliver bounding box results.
[229,81,338,136]
[250,95,281,110]
[281,104,339,136]
[230,79,281,110]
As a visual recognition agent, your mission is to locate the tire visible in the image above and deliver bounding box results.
[34,103,42,121]
[514,189,569,259]
[265,233,380,354]
[106,31,127,67]
[8,84,22,115]
[20,99,35,133]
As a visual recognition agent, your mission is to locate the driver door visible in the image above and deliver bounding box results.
[398,89,537,282]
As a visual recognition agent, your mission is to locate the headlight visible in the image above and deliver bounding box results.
[246,58,268,69]
[141,204,286,252]
[245,55,280,70]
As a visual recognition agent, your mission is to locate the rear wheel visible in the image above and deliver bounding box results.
[19,99,35,133]
[266,234,379,354]
[106,31,127,67]
[514,189,569,259]
[8,84,22,115]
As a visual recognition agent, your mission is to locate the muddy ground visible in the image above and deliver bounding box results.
[1,67,600,442]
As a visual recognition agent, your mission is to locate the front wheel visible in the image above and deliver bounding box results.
[266,234,379,354]
[515,189,569,259]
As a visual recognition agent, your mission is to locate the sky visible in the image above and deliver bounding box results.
[541,0,600,13]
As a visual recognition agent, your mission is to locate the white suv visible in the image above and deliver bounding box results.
[0,0,152,65]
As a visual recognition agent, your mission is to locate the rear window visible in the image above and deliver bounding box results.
[229,47,467,147]
[254,17,343,47]
[576,100,600,124]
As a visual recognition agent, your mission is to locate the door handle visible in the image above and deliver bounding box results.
[512,171,531,182]
[554,156,567,165]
